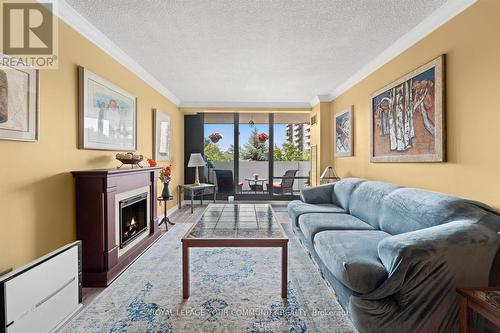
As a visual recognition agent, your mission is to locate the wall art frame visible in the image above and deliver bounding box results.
[78,66,137,151]
[370,55,445,162]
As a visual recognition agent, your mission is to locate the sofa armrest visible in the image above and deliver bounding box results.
[299,183,335,204]
[364,220,499,300]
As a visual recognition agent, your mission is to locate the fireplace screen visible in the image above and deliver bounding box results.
[119,193,148,248]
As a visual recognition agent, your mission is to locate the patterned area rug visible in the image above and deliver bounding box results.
[60,223,356,333]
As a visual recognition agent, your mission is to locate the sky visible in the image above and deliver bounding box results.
[204,124,287,151]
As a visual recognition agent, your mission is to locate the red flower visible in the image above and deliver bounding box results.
[160,165,172,182]
[256,133,269,143]
[147,159,157,167]
[209,132,223,142]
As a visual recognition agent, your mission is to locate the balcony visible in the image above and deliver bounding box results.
[206,160,310,194]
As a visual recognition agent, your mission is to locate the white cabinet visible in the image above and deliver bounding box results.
[1,242,81,333]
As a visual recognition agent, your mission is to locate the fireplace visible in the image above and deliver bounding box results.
[72,167,161,287]
[119,193,148,249]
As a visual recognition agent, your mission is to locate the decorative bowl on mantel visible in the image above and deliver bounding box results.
[116,153,144,168]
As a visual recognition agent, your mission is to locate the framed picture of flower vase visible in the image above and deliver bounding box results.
[78,66,137,151]
[0,54,39,141]
[334,106,353,157]
[153,109,171,161]
[370,55,445,162]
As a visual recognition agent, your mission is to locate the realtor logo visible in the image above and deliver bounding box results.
[1,0,58,69]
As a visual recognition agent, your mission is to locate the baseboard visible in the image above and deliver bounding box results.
[167,204,179,216]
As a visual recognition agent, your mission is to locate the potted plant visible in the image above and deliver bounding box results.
[159,165,172,199]
[209,132,223,143]
[256,132,269,143]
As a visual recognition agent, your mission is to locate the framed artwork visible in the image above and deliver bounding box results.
[153,109,171,161]
[334,106,353,157]
[78,66,137,151]
[370,55,445,162]
[0,54,38,141]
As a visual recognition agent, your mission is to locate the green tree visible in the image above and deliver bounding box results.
[280,142,304,161]
[274,145,283,161]
[240,127,268,161]
[223,144,234,160]
[204,142,225,161]
[301,148,310,161]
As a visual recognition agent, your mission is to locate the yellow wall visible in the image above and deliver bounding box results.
[310,102,331,185]
[0,20,183,272]
[330,0,500,209]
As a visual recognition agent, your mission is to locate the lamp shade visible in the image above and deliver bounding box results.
[187,153,206,167]
[320,166,338,179]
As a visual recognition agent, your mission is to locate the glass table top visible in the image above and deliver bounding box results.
[186,204,287,239]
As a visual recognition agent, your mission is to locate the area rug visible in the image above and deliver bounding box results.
[60,223,356,333]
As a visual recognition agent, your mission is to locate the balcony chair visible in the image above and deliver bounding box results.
[270,169,298,195]
[214,169,243,194]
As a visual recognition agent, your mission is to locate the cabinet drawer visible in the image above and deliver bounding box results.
[4,246,79,330]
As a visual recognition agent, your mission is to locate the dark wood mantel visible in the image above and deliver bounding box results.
[72,167,162,287]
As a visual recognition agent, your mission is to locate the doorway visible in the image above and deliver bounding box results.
[202,112,310,200]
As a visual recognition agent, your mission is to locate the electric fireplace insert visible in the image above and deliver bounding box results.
[119,192,148,248]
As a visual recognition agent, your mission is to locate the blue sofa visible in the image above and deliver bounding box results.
[288,178,500,333]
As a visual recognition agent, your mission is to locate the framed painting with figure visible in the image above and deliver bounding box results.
[153,109,171,161]
[0,54,38,141]
[334,106,353,157]
[78,66,137,151]
[370,55,445,162]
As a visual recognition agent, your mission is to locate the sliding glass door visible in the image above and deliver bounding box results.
[203,112,309,200]
[204,113,235,200]
[235,113,271,200]
[272,113,311,199]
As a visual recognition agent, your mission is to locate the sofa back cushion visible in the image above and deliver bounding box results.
[348,181,401,229]
[331,178,366,210]
[379,188,490,235]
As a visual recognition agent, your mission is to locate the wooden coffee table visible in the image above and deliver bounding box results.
[181,203,289,299]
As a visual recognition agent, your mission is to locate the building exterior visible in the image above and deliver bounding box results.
[286,123,311,152]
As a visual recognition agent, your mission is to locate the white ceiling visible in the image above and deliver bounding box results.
[65,0,453,107]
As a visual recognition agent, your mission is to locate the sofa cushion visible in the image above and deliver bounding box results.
[314,230,390,294]
[300,183,335,204]
[348,181,400,229]
[379,188,490,235]
[287,200,346,227]
[298,213,374,242]
[331,178,365,210]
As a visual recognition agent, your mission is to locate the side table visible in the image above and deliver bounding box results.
[158,196,175,231]
[456,287,500,333]
[178,183,216,213]
[244,178,267,193]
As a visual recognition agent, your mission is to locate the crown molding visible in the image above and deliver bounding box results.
[327,0,476,101]
[44,0,475,109]
[179,101,312,110]
[309,94,331,107]
[51,0,180,106]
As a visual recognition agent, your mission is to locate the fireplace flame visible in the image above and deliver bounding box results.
[126,217,138,237]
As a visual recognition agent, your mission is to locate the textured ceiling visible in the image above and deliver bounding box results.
[66,0,447,105]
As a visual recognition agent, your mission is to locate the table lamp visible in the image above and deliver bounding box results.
[188,153,206,186]
[320,166,340,184]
